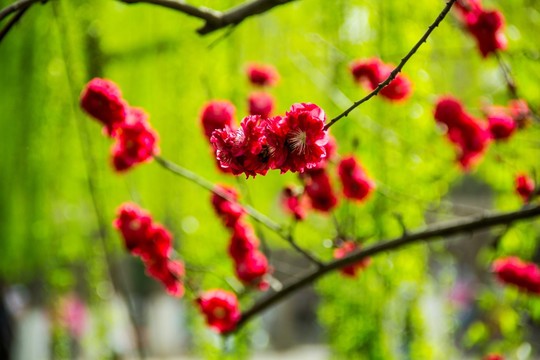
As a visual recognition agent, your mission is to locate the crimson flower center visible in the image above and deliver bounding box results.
[287,128,307,154]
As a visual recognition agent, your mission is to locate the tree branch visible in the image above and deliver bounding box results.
[119,0,296,35]
[0,0,41,22]
[324,0,457,131]
[0,3,28,43]
[237,203,540,330]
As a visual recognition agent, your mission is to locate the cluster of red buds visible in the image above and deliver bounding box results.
[246,62,279,118]
[492,256,540,295]
[211,185,271,290]
[455,0,507,57]
[80,78,160,172]
[349,57,413,102]
[196,289,241,334]
[113,203,185,297]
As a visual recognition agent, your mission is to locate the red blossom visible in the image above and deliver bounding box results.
[281,186,309,220]
[211,115,270,178]
[113,202,154,255]
[229,221,260,261]
[333,241,371,277]
[200,100,237,139]
[302,168,338,213]
[197,289,241,334]
[338,156,376,202]
[492,256,540,294]
[234,250,269,288]
[265,103,328,173]
[80,78,128,136]
[246,62,280,87]
[487,110,516,140]
[483,354,504,360]
[111,107,160,172]
[211,185,246,228]
[248,92,275,118]
[350,58,412,102]
[434,96,490,170]
[515,173,535,203]
[509,99,531,128]
[146,258,185,298]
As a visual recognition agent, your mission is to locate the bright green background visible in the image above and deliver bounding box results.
[1,0,539,358]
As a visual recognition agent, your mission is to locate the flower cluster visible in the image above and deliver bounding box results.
[113,203,185,297]
[350,57,413,102]
[434,96,491,169]
[484,99,530,140]
[338,156,376,202]
[333,241,371,277]
[211,103,329,178]
[80,78,159,172]
[196,289,241,334]
[515,173,535,203]
[211,185,271,290]
[492,256,540,294]
[455,0,507,57]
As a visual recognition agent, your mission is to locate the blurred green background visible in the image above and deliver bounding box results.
[0,0,539,358]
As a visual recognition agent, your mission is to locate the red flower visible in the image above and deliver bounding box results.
[281,185,309,220]
[229,221,260,261]
[200,100,236,139]
[111,107,160,172]
[211,185,246,228]
[113,202,153,255]
[492,256,540,294]
[265,103,328,173]
[515,173,535,203]
[483,354,504,360]
[146,258,185,298]
[234,250,269,288]
[246,62,280,87]
[302,168,338,212]
[338,156,376,202]
[80,78,128,136]
[333,241,371,277]
[350,58,412,102]
[434,97,490,170]
[509,99,531,128]
[487,110,516,140]
[248,92,275,118]
[211,115,270,178]
[197,289,241,334]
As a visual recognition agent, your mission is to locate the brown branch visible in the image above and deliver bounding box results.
[0,4,28,43]
[237,203,540,330]
[0,0,41,22]
[324,0,457,131]
[119,0,296,35]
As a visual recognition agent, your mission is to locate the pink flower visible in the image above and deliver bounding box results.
[350,58,412,102]
[111,107,160,172]
[246,62,280,87]
[228,221,260,261]
[265,103,328,173]
[338,156,376,202]
[234,250,269,288]
[515,173,535,203]
[492,256,540,294]
[196,289,241,334]
[281,186,309,220]
[248,92,275,118]
[302,168,338,212]
[80,78,128,136]
[434,96,490,170]
[212,115,270,178]
[200,100,237,139]
[487,110,516,140]
[211,184,246,228]
[333,241,371,277]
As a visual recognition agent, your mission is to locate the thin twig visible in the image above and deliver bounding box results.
[237,203,540,330]
[495,51,518,99]
[119,0,296,35]
[0,0,41,22]
[324,0,458,131]
[0,4,28,43]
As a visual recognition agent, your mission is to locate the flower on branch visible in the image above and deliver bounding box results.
[114,203,185,297]
[211,184,246,228]
[248,91,275,118]
[196,289,241,334]
[200,100,237,139]
[246,62,280,87]
[492,256,540,294]
[350,58,413,102]
[515,173,535,203]
[80,78,128,136]
[338,156,376,202]
[487,107,516,141]
[281,185,309,220]
[302,168,338,213]
[333,241,371,277]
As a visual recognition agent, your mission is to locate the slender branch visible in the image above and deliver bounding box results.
[324,0,458,131]
[0,3,28,43]
[119,0,296,35]
[495,51,518,99]
[0,0,41,22]
[237,203,540,329]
